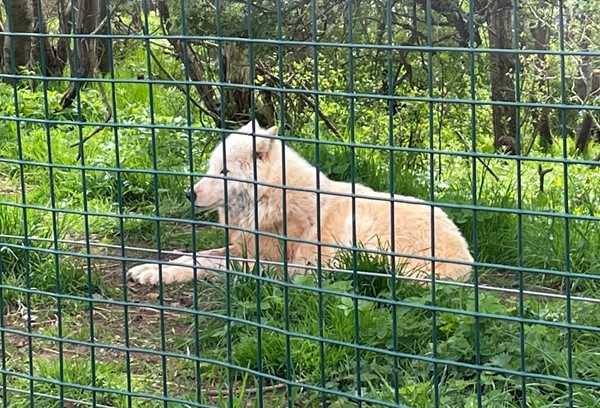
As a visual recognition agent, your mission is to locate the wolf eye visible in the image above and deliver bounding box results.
[220,169,229,175]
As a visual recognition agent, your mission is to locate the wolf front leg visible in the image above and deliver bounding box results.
[126,247,236,285]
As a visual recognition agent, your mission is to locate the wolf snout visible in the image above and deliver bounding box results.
[186,191,196,201]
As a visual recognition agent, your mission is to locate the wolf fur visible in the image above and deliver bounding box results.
[127,121,474,285]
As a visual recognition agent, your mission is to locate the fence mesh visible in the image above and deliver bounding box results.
[1,0,600,407]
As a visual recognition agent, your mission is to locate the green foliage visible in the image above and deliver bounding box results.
[186,266,600,407]
[0,204,102,304]
[2,3,600,407]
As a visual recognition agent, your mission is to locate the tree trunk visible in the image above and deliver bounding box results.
[416,0,482,47]
[60,0,99,108]
[0,21,4,68]
[2,0,33,81]
[55,1,72,81]
[222,42,274,126]
[574,13,595,153]
[576,113,593,153]
[31,0,66,77]
[96,0,109,75]
[529,9,553,148]
[129,1,143,31]
[157,0,274,128]
[536,109,553,148]
[487,0,517,154]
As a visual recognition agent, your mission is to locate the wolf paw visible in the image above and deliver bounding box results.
[126,263,192,285]
[126,263,164,285]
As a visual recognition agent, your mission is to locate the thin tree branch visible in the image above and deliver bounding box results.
[257,64,343,140]
[70,82,112,159]
[453,130,500,182]
[148,47,223,125]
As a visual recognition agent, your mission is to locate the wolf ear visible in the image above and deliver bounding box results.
[242,120,262,132]
[255,136,274,160]
[240,121,278,160]
[265,125,279,136]
[240,121,278,136]
[255,126,279,160]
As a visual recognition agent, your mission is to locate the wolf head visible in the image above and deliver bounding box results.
[188,121,280,211]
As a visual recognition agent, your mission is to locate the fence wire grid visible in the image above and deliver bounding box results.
[1,0,600,407]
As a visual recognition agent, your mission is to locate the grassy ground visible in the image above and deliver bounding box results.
[2,23,600,408]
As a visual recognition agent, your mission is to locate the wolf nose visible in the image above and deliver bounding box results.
[186,191,196,201]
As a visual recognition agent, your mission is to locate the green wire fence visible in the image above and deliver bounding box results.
[1,0,600,407]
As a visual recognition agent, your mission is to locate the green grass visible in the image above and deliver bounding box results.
[1,33,600,408]
[2,267,600,407]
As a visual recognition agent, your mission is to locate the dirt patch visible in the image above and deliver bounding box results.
[478,268,575,305]
[2,231,217,362]
[0,174,19,198]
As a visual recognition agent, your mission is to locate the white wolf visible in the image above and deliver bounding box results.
[127,121,473,285]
